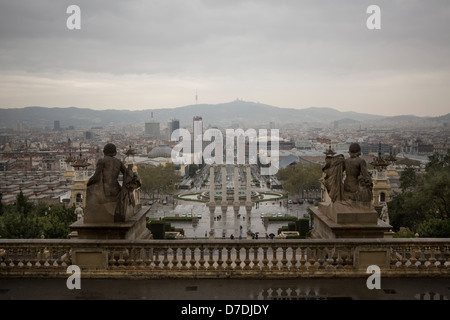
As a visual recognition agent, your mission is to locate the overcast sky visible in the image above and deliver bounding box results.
[0,0,449,116]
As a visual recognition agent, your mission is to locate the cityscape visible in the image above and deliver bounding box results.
[0,0,449,308]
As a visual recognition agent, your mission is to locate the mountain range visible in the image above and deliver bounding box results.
[0,100,448,129]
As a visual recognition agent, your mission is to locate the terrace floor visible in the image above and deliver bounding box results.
[1,277,449,300]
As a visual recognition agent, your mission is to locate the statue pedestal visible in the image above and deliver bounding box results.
[310,201,392,239]
[70,206,151,240]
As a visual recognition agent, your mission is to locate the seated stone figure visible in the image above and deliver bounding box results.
[84,143,126,223]
[344,143,373,203]
[114,164,141,222]
[322,143,373,206]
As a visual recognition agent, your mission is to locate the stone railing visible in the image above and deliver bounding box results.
[0,238,449,279]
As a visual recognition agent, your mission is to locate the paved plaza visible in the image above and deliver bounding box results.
[146,197,310,239]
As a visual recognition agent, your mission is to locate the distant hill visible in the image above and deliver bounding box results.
[0,100,447,129]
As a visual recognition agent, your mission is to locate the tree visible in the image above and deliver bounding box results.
[0,207,42,239]
[0,201,76,239]
[276,163,322,196]
[138,163,181,198]
[399,166,420,192]
[16,190,33,215]
[417,218,450,238]
[39,204,77,239]
[388,151,450,236]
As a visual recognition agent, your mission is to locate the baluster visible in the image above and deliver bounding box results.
[436,246,445,269]
[216,248,224,270]
[262,247,269,270]
[326,247,335,269]
[225,247,233,270]
[280,246,288,270]
[409,245,418,269]
[37,247,45,267]
[252,246,260,270]
[17,248,25,267]
[307,247,317,270]
[400,246,408,269]
[207,247,215,270]
[55,247,64,267]
[171,247,179,270]
[418,246,427,269]
[271,246,279,270]
[12,248,20,267]
[127,247,135,268]
[391,246,401,268]
[198,247,206,270]
[317,247,325,269]
[299,247,307,270]
[290,246,298,271]
[429,246,437,268]
[64,248,71,266]
[135,247,145,268]
[4,248,11,267]
[117,247,125,267]
[47,247,55,267]
[189,248,197,270]
[144,247,153,269]
[180,247,188,270]
[109,248,117,267]
[243,247,251,270]
[235,247,242,270]
[335,247,344,270]
[29,246,38,268]
[162,248,170,270]
[153,248,161,269]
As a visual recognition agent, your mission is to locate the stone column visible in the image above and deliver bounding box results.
[233,164,240,216]
[208,165,215,214]
[208,165,216,239]
[245,164,252,236]
[221,164,228,214]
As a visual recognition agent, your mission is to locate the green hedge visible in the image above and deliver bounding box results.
[275,217,311,239]
[146,219,185,239]
[268,216,298,221]
[162,217,193,221]
[296,218,310,239]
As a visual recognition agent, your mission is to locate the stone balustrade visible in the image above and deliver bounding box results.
[0,238,449,279]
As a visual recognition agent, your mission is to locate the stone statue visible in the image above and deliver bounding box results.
[87,143,126,202]
[381,203,390,224]
[75,204,84,222]
[322,143,373,205]
[84,143,126,223]
[322,154,345,202]
[114,164,141,222]
[344,143,373,203]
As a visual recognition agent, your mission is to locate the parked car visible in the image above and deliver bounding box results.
[277,212,283,217]
[298,199,304,204]
[288,200,293,204]
[148,200,154,205]
[293,200,298,204]
[162,200,167,205]
[197,213,202,219]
